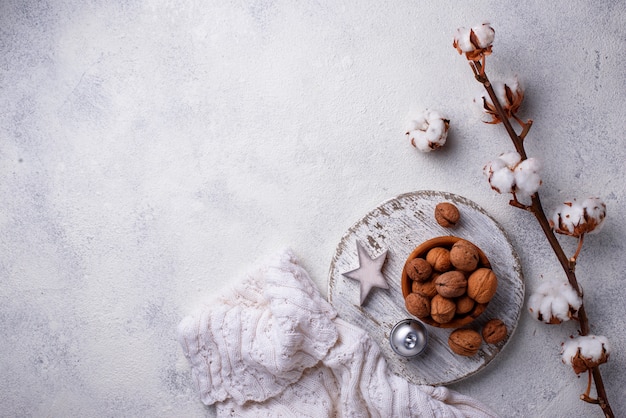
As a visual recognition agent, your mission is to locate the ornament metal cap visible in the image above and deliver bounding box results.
[390,319,428,357]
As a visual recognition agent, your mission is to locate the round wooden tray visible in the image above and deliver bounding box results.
[328,190,524,385]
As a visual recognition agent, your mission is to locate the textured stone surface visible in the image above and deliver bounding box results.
[1,1,624,417]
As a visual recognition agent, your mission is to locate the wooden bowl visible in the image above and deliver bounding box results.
[401,236,493,328]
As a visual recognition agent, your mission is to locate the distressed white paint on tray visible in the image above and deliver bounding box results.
[328,190,524,386]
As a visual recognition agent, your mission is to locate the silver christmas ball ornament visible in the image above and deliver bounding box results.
[389,319,428,357]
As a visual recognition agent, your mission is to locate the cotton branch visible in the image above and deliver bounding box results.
[461,46,614,418]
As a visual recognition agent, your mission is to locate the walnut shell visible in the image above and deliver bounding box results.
[455,295,475,315]
[430,294,456,324]
[448,328,482,356]
[434,270,467,298]
[426,247,451,272]
[412,278,438,298]
[467,268,498,303]
[405,257,433,282]
[405,292,431,318]
[435,202,460,228]
[449,239,480,271]
[482,318,507,344]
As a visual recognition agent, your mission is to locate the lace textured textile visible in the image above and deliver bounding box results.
[178,249,498,417]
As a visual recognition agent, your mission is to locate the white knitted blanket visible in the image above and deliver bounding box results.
[177,250,499,417]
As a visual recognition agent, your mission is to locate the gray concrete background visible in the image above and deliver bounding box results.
[1,1,624,416]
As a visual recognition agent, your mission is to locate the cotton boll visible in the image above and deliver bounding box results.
[484,152,542,197]
[528,279,582,324]
[453,23,495,58]
[551,197,606,237]
[561,335,610,374]
[405,109,449,153]
[551,201,585,236]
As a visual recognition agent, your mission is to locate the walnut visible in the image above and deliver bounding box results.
[449,239,480,271]
[467,268,498,303]
[435,202,460,228]
[412,278,438,298]
[405,257,433,282]
[430,294,456,324]
[455,295,475,315]
[426,247,451,272]
[448,328,482,356]
[405,292,431,318]
[482,319,507,344]
[434,271,467,298]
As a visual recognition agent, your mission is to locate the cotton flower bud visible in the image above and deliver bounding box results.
[550,197,606,237]
[405,109,450,152]
[528,279,582,324]
[483,151,542,197]
[453,23,495,61]
[561,335,610,374]
[475,78,524,124]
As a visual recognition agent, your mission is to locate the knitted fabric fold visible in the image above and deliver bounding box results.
[177,250,338,406]
[178,249,499,417]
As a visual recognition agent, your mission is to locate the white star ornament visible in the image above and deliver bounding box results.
[342,241,389,305]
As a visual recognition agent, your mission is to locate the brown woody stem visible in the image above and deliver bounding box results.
[468,60,614,418]
[519,119,533,140]
[572,234,585,264]
[509,196,532,211]
[580,370,599,404]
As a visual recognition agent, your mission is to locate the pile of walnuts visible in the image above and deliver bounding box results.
[400,201,508,356]
[404,237,498,327]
